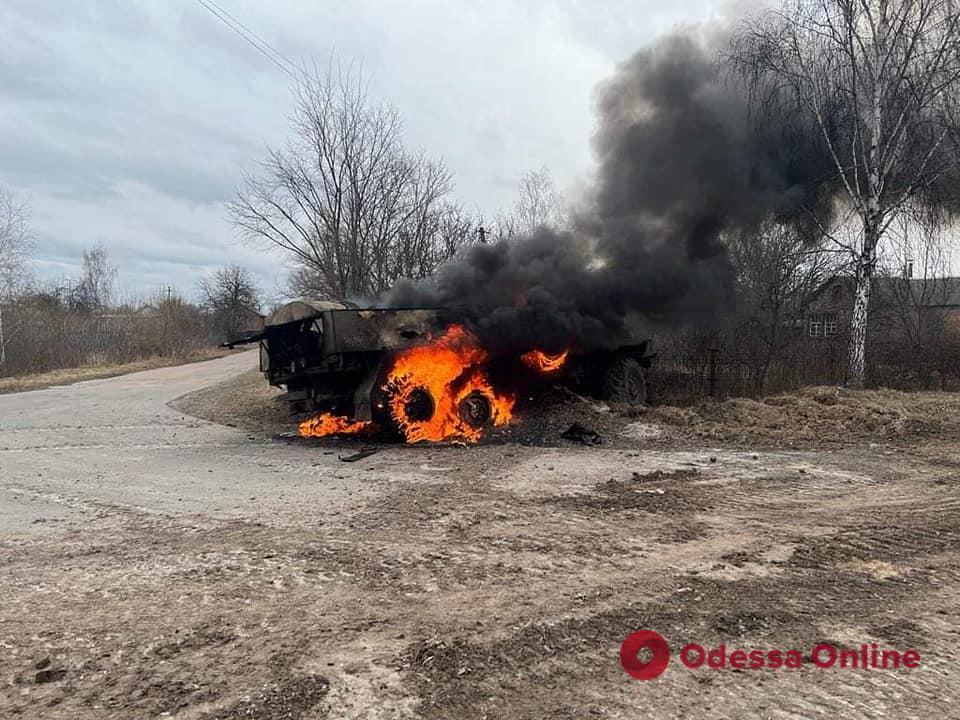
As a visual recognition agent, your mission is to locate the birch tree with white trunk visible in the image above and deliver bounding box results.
[733,0,960,387]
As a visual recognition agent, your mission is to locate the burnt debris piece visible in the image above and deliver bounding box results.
[561,422,602,446]
[339,447,379,463]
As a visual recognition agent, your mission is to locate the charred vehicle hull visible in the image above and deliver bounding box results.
[247,300,656,430]
[258,301,462,420]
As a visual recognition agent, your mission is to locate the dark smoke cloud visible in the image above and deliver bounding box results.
[386,28,836,354]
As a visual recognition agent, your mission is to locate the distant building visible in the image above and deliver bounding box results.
[806,275,960,342]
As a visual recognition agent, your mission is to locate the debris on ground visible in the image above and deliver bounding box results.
[339,447,379,462]
[560,422,602,446]
[490,387,637,447]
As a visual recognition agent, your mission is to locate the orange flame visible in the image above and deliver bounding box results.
[299,413,373,438]
[521,348,570,374]
[386,324,514,443]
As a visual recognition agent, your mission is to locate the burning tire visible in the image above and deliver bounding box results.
[603,357,648,405]
[403,387,435,422]
[458,391,492,428]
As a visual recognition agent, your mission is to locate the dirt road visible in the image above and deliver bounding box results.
[2,353,957,718]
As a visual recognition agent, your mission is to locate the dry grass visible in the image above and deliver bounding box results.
[651,385,960,447]
[0,348,233,394]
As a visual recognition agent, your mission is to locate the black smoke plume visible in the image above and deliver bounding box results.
[386,29,836,354]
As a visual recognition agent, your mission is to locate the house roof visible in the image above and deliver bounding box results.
[873,277,960,307]
[815,275,960,308]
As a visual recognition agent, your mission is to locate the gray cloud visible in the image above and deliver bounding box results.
[1,0,733,301]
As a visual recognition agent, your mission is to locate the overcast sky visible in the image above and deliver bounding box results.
[1,0,730,304]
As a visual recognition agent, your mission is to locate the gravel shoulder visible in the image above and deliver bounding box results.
[3,357,959,719]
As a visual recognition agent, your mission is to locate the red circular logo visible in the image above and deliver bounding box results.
[620,630,670,680]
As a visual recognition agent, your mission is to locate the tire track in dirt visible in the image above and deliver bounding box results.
[392,455,960,718]
[4,444,960,718]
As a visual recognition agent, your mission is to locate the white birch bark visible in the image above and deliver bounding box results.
[848,7,886,388]
[0,303,5,371]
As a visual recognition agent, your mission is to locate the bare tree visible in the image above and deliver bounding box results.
[72,244,117,313]
[873,213,954,384]
[286,263,330,300]
[0,187,31,370]
[198,265,262,341]
[0,187,30,300]
[432,204,478,264]
[513,167,565,234]
[727,221,842,392]
[733,0,960,387]
[230,61,469,300]
[493,168,566,240]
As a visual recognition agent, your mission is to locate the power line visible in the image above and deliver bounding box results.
[196,0,298,80]
[203,0,297,72]
[196,0,295,79]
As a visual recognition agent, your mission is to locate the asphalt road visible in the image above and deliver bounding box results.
[0,351,390,532]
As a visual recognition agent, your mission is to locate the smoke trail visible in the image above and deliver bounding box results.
[387,28,835,353]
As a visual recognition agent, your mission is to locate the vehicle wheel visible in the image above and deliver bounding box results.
[403,388,435,422]
[458,391,492,428]
[603,358,647,405]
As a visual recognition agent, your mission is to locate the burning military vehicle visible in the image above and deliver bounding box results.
[244,300,654,444]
